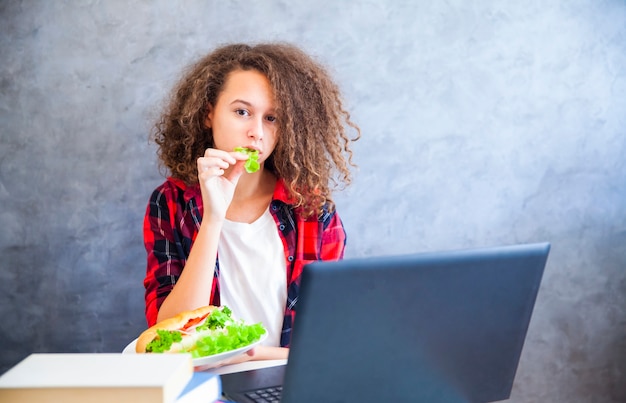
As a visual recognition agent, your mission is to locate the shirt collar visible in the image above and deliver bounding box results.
[272,178,296,204]
[167,177,201,204]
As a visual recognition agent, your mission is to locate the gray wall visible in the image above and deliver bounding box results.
[1,0,624,401]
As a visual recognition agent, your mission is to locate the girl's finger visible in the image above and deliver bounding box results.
[198,168,224,181]
[204,148,237,164]
[198,157,230,171]
[230,150,251,161]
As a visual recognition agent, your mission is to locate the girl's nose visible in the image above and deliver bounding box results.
[247,118,264,141]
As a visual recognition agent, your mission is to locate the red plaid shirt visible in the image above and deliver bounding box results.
[143,177,346,347]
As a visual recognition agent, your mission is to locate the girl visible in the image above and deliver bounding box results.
[143,42,360,362]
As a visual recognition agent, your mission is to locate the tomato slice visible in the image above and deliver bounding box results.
[181,312,211,331]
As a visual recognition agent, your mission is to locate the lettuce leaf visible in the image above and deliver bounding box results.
[146,329,182,353]
[196,305,232,332]
[234,147,260,173]
[190,321,266,358]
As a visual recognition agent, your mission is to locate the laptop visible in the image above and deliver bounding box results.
[221,242,550,403]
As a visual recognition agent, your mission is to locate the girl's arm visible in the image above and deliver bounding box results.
[156,149,248,323]
[155,216,223,323]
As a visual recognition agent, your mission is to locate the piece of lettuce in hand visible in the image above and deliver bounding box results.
[146,329,182,353]
[234,147,260,173]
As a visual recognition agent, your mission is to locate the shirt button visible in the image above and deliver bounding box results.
[288,256,294,262]
[279,224,285,230]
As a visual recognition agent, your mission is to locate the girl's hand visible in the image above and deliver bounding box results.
[196,148,248,220]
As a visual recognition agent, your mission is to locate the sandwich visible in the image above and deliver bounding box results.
[136,305,266,358]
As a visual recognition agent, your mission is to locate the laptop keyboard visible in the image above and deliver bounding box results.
[244,386,282,402]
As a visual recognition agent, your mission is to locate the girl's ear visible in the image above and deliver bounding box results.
[204,105,213,128]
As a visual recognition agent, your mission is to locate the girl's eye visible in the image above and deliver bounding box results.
[235,109,250,116]
[266,115,277,123]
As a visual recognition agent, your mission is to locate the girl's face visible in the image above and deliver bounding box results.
[206,69,278,165]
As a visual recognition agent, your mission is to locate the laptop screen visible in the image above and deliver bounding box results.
[279,242,550,403]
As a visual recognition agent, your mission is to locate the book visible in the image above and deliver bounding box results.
[0,353,194,403]
[176,371,221,403]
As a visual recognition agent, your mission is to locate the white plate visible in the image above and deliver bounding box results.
[122,332,267,368]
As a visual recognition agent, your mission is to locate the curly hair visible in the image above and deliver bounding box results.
[152,42,360,218]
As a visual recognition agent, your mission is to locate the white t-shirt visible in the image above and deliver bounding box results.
[217,209,287,347]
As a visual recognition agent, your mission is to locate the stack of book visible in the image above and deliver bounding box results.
[0,353,221,403]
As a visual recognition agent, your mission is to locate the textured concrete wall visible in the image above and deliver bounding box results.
[1,1,625,401]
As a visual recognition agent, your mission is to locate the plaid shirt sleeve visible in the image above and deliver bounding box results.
[142,180,197,327]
